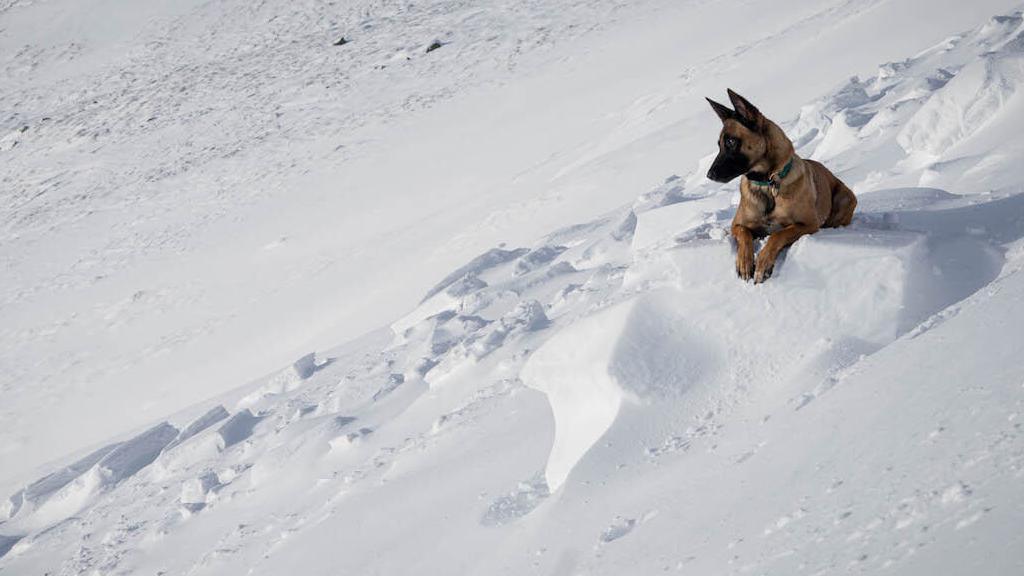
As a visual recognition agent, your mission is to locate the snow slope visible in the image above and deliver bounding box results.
[3,1,1024,575]
[3,0,1019,493]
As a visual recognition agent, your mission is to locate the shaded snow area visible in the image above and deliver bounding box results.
[4,1,1024,575]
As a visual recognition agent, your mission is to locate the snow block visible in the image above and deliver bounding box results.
[480,475,550,526]
[217,410,263,449]
[0,492,19,521]
[444,274,488,298]
[0,534,22,560]
[331,416,357,429]
[180,470,221,512]
[470,300,549,358]
[292,352,319,379]
[631,194,731,252]
[526,222,993,491]
[237,354,324,408]
[428,314,489,356]
[328,425,372,452]
[6,441,121,518]
[372,373,405,401]
[632,175,688,214]
[422,247,528,302]
[514,245,567,276]
[97,422,179,485]
[610,210,637,241]
[164,405,230,452]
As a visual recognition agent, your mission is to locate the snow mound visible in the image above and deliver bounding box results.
[524,194,1010,489]
[786,11,1024,194]
[898,52,1024,156]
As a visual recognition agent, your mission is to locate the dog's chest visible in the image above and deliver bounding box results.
[744,185,800,228]
[747,186,778,219]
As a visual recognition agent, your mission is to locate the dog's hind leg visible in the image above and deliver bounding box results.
[825,182,857,228]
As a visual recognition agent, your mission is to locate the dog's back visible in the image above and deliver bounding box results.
[804,159,857,228]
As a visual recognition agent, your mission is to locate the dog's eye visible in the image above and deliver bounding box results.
[725,137,739,150]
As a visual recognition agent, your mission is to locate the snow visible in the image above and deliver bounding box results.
[3,0,1024,574]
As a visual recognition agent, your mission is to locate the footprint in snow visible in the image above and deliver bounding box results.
[598,510,657,544]
[480,474,550,526]
[599,517,637,543]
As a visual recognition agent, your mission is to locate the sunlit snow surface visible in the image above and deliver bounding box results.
[3,1,1024,574]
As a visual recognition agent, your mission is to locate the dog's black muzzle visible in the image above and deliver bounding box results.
[707,152,749,183]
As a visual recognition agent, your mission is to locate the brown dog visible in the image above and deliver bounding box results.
[706,89,856,283]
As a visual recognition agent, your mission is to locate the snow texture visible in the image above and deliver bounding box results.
[3,1,1024,575]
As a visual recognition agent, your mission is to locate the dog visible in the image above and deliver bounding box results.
[706,89,857,283]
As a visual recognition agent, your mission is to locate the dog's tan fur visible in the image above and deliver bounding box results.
[707,90,857,283]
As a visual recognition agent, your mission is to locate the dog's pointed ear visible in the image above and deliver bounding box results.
[727,89,765,130]
[706,97,734,123]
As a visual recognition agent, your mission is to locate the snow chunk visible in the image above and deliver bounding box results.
[164,405,229,452]
[217,410,263,449]
[0,534,22,560]
[6,442,120,519]
[237,353,324,407]
[632,175,689,214]
[470,300,549,358]
[328,419,372,452]
[898,53,1024,155]
[292,352,319,379]
[599,516,637,543]
[422,247,528,302]
[481,474,550,526]
[610,209,638,241]
[97,422,179,485]
[373,373,406,401]
[444,274,488,298]
[631,194,731,252]
[514,245,567,276]
[180,471,221,513]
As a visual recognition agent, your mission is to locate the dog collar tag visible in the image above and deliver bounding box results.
[749,157,794,195]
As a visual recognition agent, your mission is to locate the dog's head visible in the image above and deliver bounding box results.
[705,89,770,183]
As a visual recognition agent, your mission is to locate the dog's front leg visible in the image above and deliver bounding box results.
[754,223,817,283]
[732,223,756,281]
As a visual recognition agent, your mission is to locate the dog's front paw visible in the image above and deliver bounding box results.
[754,252,775,284]
[736,253,754,281]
